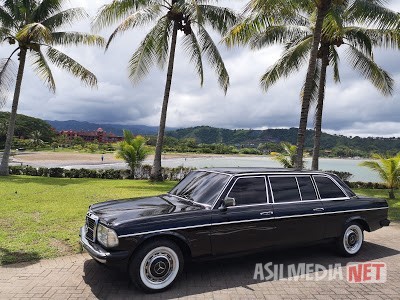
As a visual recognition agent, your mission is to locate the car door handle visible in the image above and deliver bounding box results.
[313,208,324,212]
[260,211,274,216]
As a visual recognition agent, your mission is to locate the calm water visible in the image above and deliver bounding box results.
[144,156,381,183]
[16,155,380,182]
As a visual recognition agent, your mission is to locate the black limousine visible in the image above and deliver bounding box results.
[80,168,390,292]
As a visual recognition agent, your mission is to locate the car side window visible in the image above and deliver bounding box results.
[269,176,301,203]
[314,176,347,199]
[297,176,317,200]
[228,177,267,206]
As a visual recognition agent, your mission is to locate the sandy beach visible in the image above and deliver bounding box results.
[11,151,227,165]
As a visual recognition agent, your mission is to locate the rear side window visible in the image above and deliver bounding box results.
[314,176,347,199]
[269,177,301,203]
[228,177,267,206]
[297,176,317,200]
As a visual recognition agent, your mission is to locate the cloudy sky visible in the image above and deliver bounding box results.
[1,0,400,137]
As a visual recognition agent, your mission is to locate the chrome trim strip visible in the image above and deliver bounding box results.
[118,207,388,238]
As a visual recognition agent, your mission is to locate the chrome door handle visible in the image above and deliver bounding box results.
[260,211,274,216]
[313,208,324,212]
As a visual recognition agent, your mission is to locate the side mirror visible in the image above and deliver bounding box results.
[224,197,236,208]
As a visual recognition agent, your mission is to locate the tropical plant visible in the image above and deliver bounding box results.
[272,142,301,168]
[29,130,44,150]
[92,0,237,181]
[226,0,398,170]
[116,130,149,178]
[0,0,105,176]
[360,154,400,199]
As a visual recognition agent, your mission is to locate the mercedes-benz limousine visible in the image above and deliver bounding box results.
[80,168,390,292]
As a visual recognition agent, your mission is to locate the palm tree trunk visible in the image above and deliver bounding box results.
[295,0,332,169]
[150,22,179,181]
[389,188,395,199]
[0,48,27,176]
[312,49,329,170]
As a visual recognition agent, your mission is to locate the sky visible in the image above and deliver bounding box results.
[1,0,400,137]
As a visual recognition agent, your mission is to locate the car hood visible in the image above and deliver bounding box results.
[89,194,206,226]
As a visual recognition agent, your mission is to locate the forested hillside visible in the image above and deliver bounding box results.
[167,126,400,154]
[0,112,55,148]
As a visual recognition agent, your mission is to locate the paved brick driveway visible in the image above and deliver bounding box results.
[1,223,399,300]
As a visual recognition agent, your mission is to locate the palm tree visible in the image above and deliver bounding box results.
[0,0,105,176]
[272,142,299,168]
[116,130,149,178]
[29,130,44,150]
[226,0,398,170]
[360,154,400,199]
[92,0,236,181]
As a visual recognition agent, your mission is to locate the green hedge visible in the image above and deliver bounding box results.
[9,165,192,180]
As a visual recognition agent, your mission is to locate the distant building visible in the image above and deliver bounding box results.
[59,128,123,143]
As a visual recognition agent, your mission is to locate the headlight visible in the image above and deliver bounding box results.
[97,223,119,248]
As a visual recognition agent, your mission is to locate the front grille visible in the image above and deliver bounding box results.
[85,214,98,242]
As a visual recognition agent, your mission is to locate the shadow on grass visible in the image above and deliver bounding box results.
[0,247,41,267]
[82,241,400,299]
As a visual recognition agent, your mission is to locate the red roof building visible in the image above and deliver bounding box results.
[59,128,124,143]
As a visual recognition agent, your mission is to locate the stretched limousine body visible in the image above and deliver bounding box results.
[80,168,390,292]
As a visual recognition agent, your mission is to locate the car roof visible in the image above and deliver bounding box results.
[198,168,328,176]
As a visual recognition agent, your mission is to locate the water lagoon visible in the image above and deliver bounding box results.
[147,156,380,183]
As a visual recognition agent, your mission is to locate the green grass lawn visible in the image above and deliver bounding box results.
[0,176,176,265]
[354,188,400,221]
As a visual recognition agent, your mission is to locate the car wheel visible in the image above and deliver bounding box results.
[129,239,184,293]
[336,222,364,256]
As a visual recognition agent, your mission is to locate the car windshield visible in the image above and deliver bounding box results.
[169,171,230,206]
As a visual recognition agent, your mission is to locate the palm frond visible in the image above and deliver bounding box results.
[0,56,17,108]
[249,26,311,50]
[244,0,300,20]
[41,8,89,31]
[346,0,399,29]
[344,27,373,58]
[46,47,97,88]
[181,30,204,86]
[330,45,341,83]
[345,45,393,96]
[106,4,162,50]
[128,16,170,84]
[197,24,229,94]
[92,0,151,33]
[32,0,63,23]
[51,32,105,47]
[322,4,344,39]
[362,28,400,49]
[0,5,16,28]
[260,36,312,91]
[197,5,237,34]
[0,26,12,41]
[30,48,56,92]
[16,23,53,44]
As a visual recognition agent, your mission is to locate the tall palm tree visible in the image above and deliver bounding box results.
[360,154,400,199]
[226,0,398,170]
[0,0,105,176]
[93,0,236,181]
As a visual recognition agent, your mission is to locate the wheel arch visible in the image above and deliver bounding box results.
[344,216,371,232]
[132,232,192,259]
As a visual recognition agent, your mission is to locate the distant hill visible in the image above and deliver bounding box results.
[0,112,55,144]
[46,120,173,136]
[166,126,400,153]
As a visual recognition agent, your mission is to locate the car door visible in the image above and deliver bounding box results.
[210,175,277,255]
[313,175,355,238]
[269,175,325,245]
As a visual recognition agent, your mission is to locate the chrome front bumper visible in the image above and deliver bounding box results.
[80,226,109,263]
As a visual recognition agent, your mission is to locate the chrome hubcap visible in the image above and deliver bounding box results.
[139,246,179,290]
[344,225,363,254]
